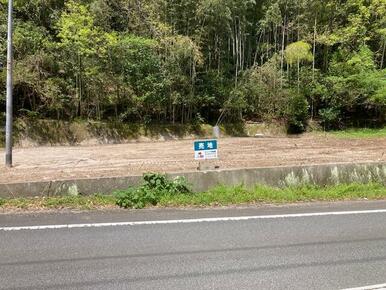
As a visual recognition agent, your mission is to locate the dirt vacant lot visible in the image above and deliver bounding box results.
[1,135,385,184]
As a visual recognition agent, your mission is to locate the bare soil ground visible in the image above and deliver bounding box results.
[1,135,385,184]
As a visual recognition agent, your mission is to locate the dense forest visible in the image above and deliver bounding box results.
[0,0,386,132]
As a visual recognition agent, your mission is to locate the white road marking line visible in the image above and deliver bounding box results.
[342,283,386,290]
[1,209,386,231]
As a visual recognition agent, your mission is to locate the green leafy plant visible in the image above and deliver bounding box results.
[286,93,309,134]
[319,108,341,130]
[115,173,191,209]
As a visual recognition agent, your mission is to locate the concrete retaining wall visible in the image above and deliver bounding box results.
[1,162,386,198]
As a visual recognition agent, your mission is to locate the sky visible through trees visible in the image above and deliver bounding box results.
[0,0,386,131]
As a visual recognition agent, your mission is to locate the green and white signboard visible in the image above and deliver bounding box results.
[194,140,218,160]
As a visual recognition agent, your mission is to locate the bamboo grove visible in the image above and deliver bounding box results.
[1,0,386,131]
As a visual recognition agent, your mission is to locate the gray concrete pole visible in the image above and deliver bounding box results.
[5,0,14,167]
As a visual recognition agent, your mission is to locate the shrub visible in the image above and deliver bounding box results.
[319,108,341,130]
[286,93,309,134]
[115,173,191,209]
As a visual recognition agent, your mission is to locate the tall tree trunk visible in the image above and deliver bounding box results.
[312,17,317,82]
[381,40,386,69]
[234,19,239,87]
[280,19,286,88]
[297,58,300,93]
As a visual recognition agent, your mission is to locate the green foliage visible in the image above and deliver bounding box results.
[286,93,309,134]
[330,46,376,76]
[236,56,290,121]
[1,0,386,129]
[319,108,341,130]
[56,1,112,57]
[115,173,191,209]
[159,183,386,207]
[0,9,6,63]
[325,45,386,124]
[13,21,49,58]
[2,183,386,210]
[327,127,386,138]
[111,35,166,120]
[285,41,313,66]
[0,194,116,210]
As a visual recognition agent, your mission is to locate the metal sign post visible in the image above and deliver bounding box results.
[5,0,14,167]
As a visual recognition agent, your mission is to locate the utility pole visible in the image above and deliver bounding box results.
[5,0,14,167]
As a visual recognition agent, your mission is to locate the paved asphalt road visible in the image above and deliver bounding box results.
[1,201,386,290]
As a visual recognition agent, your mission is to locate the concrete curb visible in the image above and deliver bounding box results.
[1,162,386,198]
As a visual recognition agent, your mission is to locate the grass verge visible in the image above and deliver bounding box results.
[1,183,385,211]
[0,195,117,211]
[159,184,386,207]
[322,127,386,138]
[159,183,386,207]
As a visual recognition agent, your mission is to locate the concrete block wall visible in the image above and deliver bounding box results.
[0,162,385,198]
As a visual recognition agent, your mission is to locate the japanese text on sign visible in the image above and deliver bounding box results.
[194,140,218,160]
